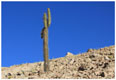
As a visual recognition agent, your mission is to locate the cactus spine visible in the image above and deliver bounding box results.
[41,8,51,72]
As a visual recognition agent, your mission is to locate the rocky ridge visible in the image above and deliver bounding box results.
[2,45,115,79]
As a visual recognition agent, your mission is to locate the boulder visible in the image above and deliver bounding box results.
[66,52,73,57]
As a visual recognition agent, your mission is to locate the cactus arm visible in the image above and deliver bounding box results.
[47,8,51,27]
[43,13,48,28]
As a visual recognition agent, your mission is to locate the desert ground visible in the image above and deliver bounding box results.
[2,45,115,79]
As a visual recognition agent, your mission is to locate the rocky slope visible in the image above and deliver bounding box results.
[2,45,115,79]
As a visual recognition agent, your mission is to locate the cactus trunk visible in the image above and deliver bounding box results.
[43,26,49,72]
[43,13,49,72]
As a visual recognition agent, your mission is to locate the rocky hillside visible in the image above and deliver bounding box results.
[2,45,115,79]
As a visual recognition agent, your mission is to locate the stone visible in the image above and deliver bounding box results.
[104,56,110,60]
[78,64,87,71]
[99,72,105,77]
[17,72,21,76]
[7,73,12,76]
[68,59,75,64]
[95,71,100,76]
[89,54,95,58]
[66,52,73,57]
[28,76,35,79]
[103,62,109,68]
[87,49,93,52]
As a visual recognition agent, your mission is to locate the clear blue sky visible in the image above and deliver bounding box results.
[2,2,114,67]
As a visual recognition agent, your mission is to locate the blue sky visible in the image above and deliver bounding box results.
[2,2,114,67]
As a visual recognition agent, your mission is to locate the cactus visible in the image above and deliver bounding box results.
[41,8,51,72]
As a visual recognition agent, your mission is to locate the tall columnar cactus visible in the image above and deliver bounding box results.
[41,8,51,72]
